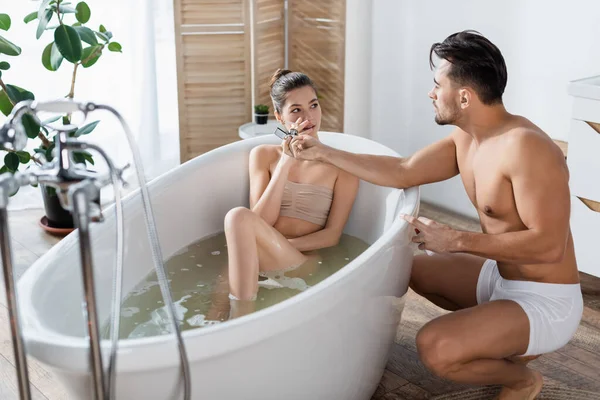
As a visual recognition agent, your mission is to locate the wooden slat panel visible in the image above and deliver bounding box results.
[289,0,346,133]
[181,0,243,25]
[254,0,285,111]
[173,0,345,162]
[174,0,251,162]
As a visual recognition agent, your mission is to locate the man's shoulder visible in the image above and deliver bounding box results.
[503,126,556,155]
[502,126,566,175]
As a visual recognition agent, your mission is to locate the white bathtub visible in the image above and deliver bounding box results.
[17,132,419,400]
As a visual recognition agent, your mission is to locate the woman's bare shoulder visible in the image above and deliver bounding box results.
[250,144,281,163]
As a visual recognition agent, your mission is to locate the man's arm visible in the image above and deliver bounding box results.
[292,132,460,188]
[454,132,570,264]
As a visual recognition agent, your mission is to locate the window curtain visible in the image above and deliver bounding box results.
[1,0,180,210]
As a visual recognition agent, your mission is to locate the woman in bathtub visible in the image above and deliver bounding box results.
[223,69,359,317]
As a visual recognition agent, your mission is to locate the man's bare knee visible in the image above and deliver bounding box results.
[416,323,463,378]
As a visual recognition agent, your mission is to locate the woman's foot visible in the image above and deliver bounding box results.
[496,370,543,400]
[228,297,256,320]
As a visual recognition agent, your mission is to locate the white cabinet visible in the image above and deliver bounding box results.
[567,75,600,277]
[570,196,600,276]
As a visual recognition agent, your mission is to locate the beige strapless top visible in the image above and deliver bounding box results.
[279,180,334,226]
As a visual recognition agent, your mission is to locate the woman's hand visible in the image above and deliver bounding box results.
[287,117,311,136]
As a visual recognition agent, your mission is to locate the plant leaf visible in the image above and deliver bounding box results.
[41,115,62,126]
[75,120,99,136]
[82,151,94,165]
[39,0,52,17]
[22,113,41,139]
[57,5,77,13]
[95,31,109,42]
[72,152,85,164]
[81,45,101,68]
[45,143,55,162]
[0,34,21,56]
[5,84,35,106]
[72,151,94,165]
[73,26,97,45]
[16,151,31,164]
[99,24,106,33]
[4,153,19,172]
[0,85,35,115]
[0,165,7,174]
[50,42,63,69]
[41,42,63,71]
[0,90,12,116]
[75,2,91,24]
[108,42,122,53]
[36,9,53,40]
[54,25,82,63]
[0,61,9,70]
[24,12,38,24]
[0,14,11,31]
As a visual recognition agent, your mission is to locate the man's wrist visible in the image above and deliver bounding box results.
[316,145,332,162]
[452,230,471,253]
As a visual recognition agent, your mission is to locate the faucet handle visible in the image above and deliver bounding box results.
[116,163,131,188]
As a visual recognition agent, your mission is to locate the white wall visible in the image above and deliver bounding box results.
[343,0,372,138]
[371,0,600,218]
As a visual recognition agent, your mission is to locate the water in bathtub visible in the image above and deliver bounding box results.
[110,232,370,339]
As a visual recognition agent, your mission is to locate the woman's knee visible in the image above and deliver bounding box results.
[224,206,253,229]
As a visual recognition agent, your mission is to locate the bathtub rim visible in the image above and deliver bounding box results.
[17,132,420,370]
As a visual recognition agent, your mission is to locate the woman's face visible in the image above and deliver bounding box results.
[276,86,321,137]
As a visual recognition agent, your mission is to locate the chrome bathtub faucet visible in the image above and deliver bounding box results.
[0,99,129,400]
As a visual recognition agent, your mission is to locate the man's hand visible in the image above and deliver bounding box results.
[401,214,460,253]
[290,135,327,161]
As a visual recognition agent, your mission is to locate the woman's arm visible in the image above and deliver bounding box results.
[249,143,294,226]
[288,170,360,252]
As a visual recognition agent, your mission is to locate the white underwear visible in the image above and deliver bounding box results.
[476,259,583,356]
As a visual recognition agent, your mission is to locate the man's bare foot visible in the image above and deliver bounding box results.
[496,370,543,400]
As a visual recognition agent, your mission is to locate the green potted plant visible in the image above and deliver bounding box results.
[0,1,122,230]
[254,104,269,125]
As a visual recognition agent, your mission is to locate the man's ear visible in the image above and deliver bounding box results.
[459,88,472,109]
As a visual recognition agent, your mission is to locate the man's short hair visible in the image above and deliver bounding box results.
[430,30,508,105]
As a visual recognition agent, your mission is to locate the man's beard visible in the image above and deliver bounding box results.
[434,105,460,125]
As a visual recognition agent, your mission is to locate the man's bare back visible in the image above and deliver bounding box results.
[452,115,580,284]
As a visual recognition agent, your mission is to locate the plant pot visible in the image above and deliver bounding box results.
[254,113,268,125]
[40,184,100,229]
[41,185,74,229]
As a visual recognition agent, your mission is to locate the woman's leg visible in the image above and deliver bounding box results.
[224,206,307,301]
